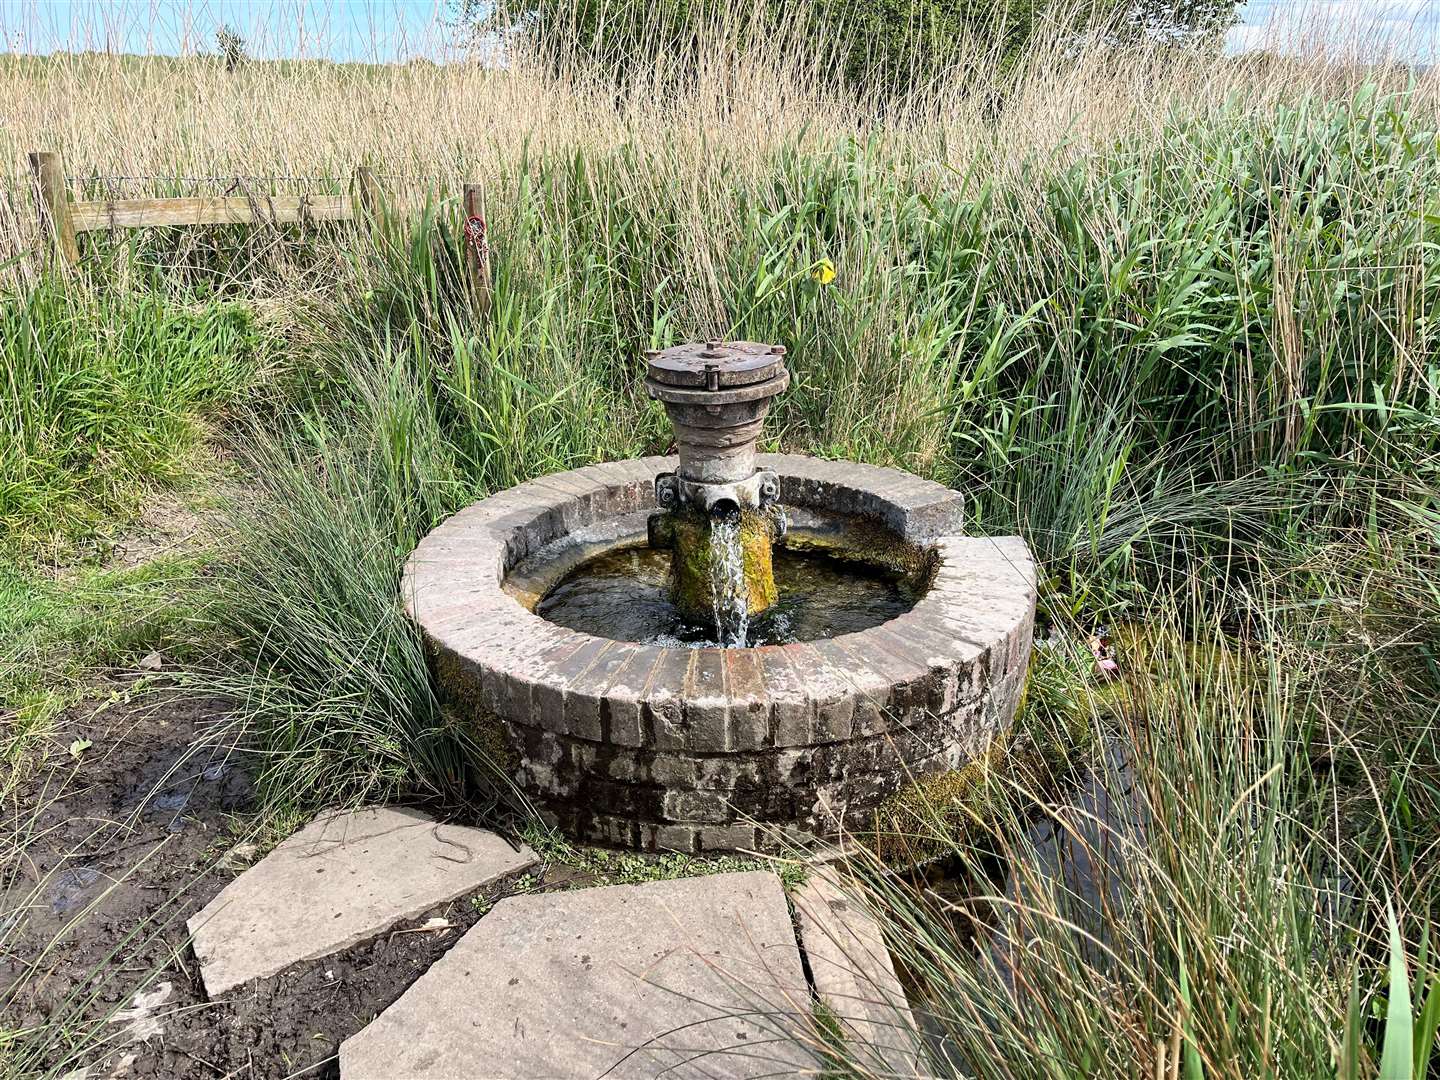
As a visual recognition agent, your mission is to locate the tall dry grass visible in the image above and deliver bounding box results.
[2,5,1434,269]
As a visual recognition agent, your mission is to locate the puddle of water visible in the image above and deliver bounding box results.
[150,791,190,812]
[118,748,249,833]
[49,866,102,915]
[895,736,1150,1073]
[922,738,1142,967]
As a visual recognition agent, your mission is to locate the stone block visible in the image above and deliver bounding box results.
[653,824,697,853]
[339,871,810,1079]
[723,650,771,751]
[650,753,699,787]
[793,869,921,1074]
[188,808,536,999]
[645,649,695,751]
[759,646,813,747]
[663,789,732,824]
[682,649,730,752]
[564,641,637,743]
[602,647,663,747]
[698,824,758,852]
[784,643,854,743]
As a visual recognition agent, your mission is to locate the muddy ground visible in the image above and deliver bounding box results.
[1,678,548,1080]
[3,670,1128,1079]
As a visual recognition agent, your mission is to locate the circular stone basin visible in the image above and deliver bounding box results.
[403,453,1036,853]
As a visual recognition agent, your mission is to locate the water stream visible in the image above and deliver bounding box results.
[707,512,749,647]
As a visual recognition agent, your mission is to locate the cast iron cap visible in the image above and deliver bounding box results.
[644,340,787,391]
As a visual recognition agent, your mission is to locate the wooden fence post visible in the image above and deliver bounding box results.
[353,166,386,232]
[29,151,79,267]
[462,182,492,315]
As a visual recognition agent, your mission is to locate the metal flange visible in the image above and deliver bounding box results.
[644,340,790,487]
[655,469,780,515]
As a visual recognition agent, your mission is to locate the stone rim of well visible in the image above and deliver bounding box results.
[402,452,1036,850]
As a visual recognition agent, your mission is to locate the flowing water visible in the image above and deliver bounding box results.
[536,545,918,647]
[707,513,749,647]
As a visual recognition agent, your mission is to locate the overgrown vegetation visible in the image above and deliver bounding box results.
[0,281,263,557]
[2,2,1438,1076]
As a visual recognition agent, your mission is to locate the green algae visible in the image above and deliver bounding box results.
[779,516,935,591]
[663,506,781,622]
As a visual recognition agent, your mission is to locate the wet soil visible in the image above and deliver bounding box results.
[0,679,543,1080]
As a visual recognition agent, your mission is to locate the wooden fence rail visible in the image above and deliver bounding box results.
[29,150,388,264]
[28,150,491,308]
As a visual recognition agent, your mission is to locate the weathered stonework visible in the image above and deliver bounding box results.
[402,453,1037,852]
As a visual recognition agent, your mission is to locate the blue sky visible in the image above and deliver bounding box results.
[1,0,1437,64]
[1228,0,1439,62]
[0,1,454,62]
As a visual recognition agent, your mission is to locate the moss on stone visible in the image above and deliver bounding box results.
[779,516,935,591]
[867,645,1114,865]
[431,646,519,778]
[869,729,1015,864]
[665,507,779,622]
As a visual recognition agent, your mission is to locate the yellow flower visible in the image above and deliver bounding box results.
[811,259,836,285]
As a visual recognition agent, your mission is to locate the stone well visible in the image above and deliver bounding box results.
[403,453,1036,853]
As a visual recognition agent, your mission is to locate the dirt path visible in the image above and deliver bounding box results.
[1,683,527,1080]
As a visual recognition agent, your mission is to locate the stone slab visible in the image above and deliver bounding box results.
[793,870,921,1073]
[188,807,537,998]
[340,870,814,1079]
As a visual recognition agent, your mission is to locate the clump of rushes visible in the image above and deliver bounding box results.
[803,533,1439,1077]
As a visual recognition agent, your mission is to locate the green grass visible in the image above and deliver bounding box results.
[0,557,208,780]
[0,279,266,558]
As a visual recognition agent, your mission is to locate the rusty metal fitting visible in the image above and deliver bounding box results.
[654,468,780,516]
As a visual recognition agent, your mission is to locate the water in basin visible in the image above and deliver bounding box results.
[536,544,919,647]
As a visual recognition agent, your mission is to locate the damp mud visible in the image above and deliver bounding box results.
[0,683,538,1080]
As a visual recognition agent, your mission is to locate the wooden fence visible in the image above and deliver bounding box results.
[27,151,491,309]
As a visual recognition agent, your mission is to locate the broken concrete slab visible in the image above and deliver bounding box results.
[793,869,921,1074]
[188,807,536,998]
[340,869,814,1079]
